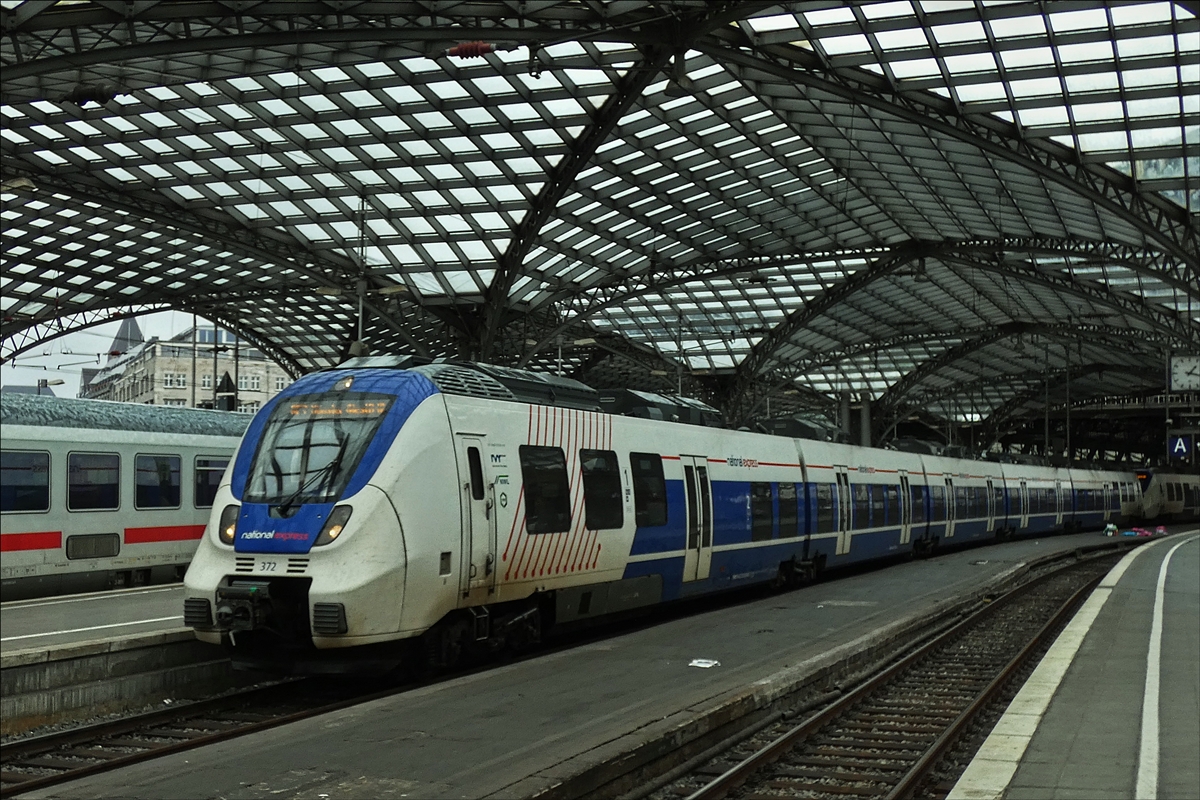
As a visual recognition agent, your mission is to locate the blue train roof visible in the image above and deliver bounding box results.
[0,392,251,437]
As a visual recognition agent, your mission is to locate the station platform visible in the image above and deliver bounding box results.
[0,584,187,656]
[950,529,1200,800]
[19,530,1148,800]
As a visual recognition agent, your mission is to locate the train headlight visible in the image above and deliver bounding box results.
[315,505,352,546]
[218,504,239,545]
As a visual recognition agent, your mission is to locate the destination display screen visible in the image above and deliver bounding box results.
[286,399,390,418]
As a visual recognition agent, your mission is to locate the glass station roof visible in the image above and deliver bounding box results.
[1,1,1196,436]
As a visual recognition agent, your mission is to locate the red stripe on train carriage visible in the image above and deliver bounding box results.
[124,524,206,544]
[0,531,63,551]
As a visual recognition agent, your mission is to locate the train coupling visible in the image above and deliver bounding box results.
[215,579,273,631]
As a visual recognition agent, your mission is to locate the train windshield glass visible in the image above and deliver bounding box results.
[243,393,393,505]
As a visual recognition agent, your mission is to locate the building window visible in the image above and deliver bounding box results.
[164,373,187,388]
[201,374,212,390]
[237,375,247,391]
[275,376,288,391]
[68,452,120,511]
[519,445,572,534]
[629,452,667,527]
[135,454,181,508]
[1,450,50,513]
[163,399,188,406]
[249,375,261,391]
[237,401,260,413]
[580,449,623,530]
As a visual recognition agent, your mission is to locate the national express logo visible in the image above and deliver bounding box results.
[240,531,308,541]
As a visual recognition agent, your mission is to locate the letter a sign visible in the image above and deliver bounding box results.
[1169,434,1192,458]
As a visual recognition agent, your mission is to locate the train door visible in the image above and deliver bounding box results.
[681,456,713,582]
[1055,479,1065,526]
[1102,482,1113,521]
[985,478,996,532]
[835,468,852,555]
[943,477,956,538]
[898,472,913,544]
[456,436,496,596]
[1018,480,1030,529]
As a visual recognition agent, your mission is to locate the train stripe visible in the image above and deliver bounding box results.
[124,524,206,544]
[1,531,63,551]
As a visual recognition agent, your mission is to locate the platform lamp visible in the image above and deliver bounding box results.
[36,378,64,395]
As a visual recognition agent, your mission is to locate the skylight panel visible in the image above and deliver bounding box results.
[874,28,928,49]
[1016,106,1069,127]
[395,139,436,157]
[998,47,1056,69]
[496,103,540,122]
[955,82,1008,103]
[804,7,856,26]
[1076,130,1129,151]
[748,13,802,33]
[1008,76,1063,98]
[932,21,987,44]
[889,58,943,79]
[1049,7,1108,32]
[1122,65,1185,89]
[1117,35,1180,58]
[413,111,453,130]
[1065,72,1121,92]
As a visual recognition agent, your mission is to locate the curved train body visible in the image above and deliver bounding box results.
[181,360,1197,671]
[1,394,248,600]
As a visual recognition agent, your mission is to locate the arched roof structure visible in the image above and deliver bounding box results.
[2,1,1197,439]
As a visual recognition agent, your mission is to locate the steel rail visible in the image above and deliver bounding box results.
[685,558,1109,800]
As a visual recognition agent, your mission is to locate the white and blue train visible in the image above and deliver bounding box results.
[181,358,1197,671]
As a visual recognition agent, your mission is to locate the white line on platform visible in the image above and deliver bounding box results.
[0,615,183,642]
[946,532,1198,800]
[1136,535,1195,800]
[2,585,180,610]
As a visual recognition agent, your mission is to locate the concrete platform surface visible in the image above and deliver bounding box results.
[20,530,1131,800]
[950,529,1200,800]
[0,585,186,656]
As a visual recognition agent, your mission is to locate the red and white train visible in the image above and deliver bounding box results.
[1,393,247,600]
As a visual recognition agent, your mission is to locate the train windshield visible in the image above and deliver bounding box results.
[243,393,393,505]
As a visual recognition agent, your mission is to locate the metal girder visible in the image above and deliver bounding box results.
[479,43,673,359]
[871,321,1164,419]
[700,35,1198,265]
[478,2,765,359]
[2,303,170,362]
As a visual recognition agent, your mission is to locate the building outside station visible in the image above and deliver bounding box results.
[79,318,292,411]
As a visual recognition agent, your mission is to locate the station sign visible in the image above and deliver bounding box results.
[1168,434,1192,459]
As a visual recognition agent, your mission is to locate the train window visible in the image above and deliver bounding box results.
[135,454,181,509]
[955,486,969,520]
[750,482,773,541]
[66,533,120,559]
[1,450,50,513]
[930,485,945,522]
[519,446,572,534]
[884,485,899,526]
[630,452,668,527]
[244,392,394,505]
[815,483,834,533]
[580,449,623,530]
[854,483,870,529]
[467,447,485,501]
[68,452,120,511]
[870,485,885,527]
[911,485,927,524]
[194,458,229,508]
[778,483,798,538]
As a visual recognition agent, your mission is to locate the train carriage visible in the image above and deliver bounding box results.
[1,394,247,600]
[179,359,1189,673]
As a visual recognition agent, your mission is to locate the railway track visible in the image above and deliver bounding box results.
[0,677,399,797]
[643,552,1120,800]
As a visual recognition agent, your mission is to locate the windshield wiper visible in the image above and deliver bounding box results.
[276,440,348,516]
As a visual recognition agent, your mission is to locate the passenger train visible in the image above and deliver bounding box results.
[1,393,248,600]
[180,358,1197,672]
